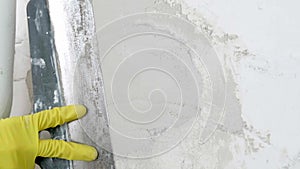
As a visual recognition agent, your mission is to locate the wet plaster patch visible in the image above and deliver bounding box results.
[90,0,256,168]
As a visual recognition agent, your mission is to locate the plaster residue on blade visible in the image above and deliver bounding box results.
[48,0,115,168]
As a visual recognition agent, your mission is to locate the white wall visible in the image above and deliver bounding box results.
[11,0,32,117]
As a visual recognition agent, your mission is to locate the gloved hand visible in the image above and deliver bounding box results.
[0,105,98,169]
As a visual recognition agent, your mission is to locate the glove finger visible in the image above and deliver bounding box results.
[37,139,98,161]
[32,105,87,131]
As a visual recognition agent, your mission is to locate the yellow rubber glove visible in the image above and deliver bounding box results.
[0,105,98,169]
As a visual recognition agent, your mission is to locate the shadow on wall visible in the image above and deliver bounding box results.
[0,0,16,119]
